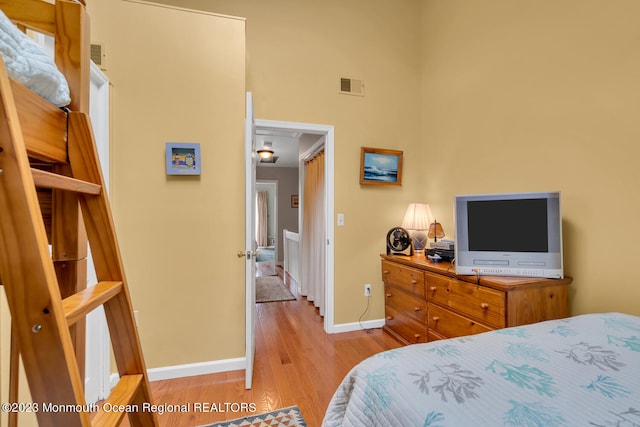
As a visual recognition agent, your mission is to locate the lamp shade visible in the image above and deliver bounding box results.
[401,203,432,231]
[428,220,445,240]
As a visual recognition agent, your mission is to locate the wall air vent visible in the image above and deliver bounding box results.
[260,156,279,164]
[90,43,107,70]
[339,77,364,96]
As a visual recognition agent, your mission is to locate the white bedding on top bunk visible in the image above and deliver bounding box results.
[0,8,70,107]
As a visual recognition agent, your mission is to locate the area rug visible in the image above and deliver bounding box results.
[199,405,306,427]
[256,276,296,303]
[256,260,277,276]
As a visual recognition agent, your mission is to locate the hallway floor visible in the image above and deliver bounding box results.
[139,266,400,427]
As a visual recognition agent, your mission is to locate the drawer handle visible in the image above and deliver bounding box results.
[383,270,390,275]
[480,303,489,309]
[386,316,394,320]
[432,316,440,322]
[414,307,422,312]
[411,279,418,284]
[386,293,392,298]
[414,334,421,339]
[429,286,437,292]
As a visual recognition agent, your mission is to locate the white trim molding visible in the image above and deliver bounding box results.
[141,357,246,382]
[331,319,386,334]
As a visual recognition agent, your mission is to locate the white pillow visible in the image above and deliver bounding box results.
[0,9,71,107]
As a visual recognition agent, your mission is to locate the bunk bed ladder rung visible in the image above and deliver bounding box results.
[62,281,123,326]
[0,7,158,421]
[92,374,144,427]
[31,167,102,195]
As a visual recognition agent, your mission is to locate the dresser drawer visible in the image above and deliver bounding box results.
[447,281,506,328]
[428,303,493,338]
[385,305,427,344]
[381,260,425,297]
[385,284,426,324]
[425,272,452,306]
[427,329,446,342]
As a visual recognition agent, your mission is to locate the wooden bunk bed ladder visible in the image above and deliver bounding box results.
[0,58,158,427]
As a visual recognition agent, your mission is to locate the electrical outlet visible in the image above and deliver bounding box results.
[364,284,372,297]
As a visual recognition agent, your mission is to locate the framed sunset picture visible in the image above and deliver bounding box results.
[359,147,403,186]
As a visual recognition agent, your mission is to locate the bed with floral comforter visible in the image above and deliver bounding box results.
[323,313,640,427]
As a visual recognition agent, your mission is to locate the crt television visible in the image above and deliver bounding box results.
[454,191,564,279]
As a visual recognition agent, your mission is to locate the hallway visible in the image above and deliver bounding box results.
[143,266,400,427]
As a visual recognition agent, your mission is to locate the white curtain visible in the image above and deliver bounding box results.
[301,151,325,316]
[256,191,268,247]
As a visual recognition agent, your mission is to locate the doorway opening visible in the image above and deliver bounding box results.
[253,119,335,332]
[255,180,277,262]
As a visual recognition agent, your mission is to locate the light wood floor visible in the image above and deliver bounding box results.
[140,264,400,427]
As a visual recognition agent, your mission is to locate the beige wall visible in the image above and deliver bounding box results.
[420,0,640,316]
[150,0,425,327]
[88,0,425,370]
[86,1,246,367]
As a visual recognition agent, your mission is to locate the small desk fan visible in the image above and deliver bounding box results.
[386,227,413,256]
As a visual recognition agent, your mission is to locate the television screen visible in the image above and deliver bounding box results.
[467,198,548,253]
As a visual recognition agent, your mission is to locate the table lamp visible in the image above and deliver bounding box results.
[428,220,445,242]
[401,203,432,255]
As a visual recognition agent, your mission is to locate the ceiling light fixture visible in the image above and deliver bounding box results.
[257,141,274,159]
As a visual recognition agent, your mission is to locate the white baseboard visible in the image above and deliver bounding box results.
[111,357,246,384]
[147,357,246,382]
[108,321,384,385]
[331,318,385,334]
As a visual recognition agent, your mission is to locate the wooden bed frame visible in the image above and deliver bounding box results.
[0,1,157,426]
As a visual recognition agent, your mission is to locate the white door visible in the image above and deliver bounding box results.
[244,92,257,389]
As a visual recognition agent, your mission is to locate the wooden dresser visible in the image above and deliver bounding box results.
[381,254,572,345]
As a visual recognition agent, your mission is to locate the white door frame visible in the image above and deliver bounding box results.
[253,119,335,333]
[85,61,111,403]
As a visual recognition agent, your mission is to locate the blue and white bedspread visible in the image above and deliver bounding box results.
[323,313,640,427]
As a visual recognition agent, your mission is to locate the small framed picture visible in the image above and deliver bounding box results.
[360,147,403,186]
[291,195,299,208]
[166,142,201,175]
